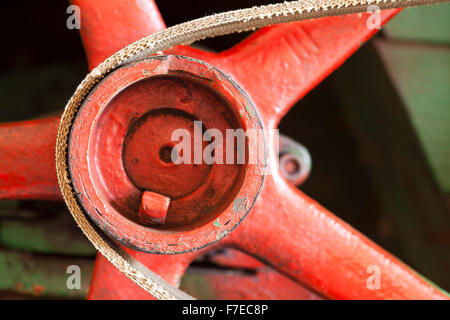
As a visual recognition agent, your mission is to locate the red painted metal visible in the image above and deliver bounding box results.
[88,147,448,299]
[90,248,322,300]
[72,0,166,69]
[203,249,320,300]
[192,249,322,300]
[0,0,448,300]
[88,247,201,300]
[138,191,170,225]
[68,55,264,254]
[80,3,448,299]
[195,269,322,300]
[167,11,400,126]
[227,171,447,299]
[0,116,62,200]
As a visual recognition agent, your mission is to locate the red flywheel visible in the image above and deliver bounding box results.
[0,0,448,300]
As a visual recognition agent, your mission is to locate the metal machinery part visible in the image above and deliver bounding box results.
[69,53,266,254]
[0,0,449,299]
[279,134,312,187]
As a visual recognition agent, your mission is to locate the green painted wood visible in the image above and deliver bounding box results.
[180,271,218,300]
[375,40,450,192]
[0,249,93,298]
[383,3,450,44]
[0,211,96,256]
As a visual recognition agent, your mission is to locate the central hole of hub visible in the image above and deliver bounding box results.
[159,145,174,164]
[285,159,300,175]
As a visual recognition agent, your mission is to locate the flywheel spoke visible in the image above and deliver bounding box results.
[229,171,448,299]
[0,116,62,200]
[215,10,399,125]
[72,0,166,69]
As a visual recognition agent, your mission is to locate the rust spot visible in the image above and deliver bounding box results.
[15,282,24,292]
[31,284,45,296]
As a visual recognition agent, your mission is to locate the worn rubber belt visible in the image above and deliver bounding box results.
[55,0,448,300]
